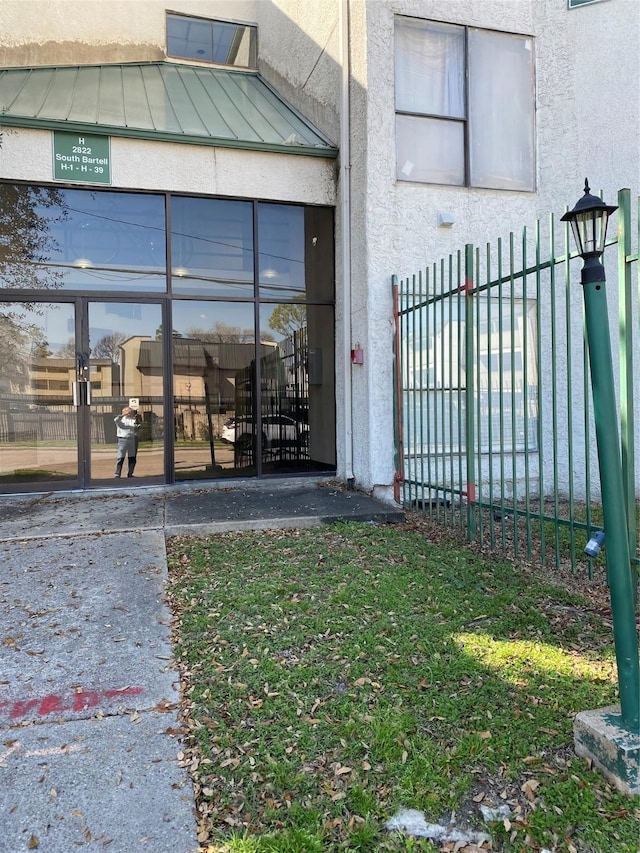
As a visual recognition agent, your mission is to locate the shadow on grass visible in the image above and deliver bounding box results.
[166,522,638,853]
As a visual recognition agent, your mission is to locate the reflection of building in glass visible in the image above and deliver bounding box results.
[128,336,309,442]
[0,178,336,486]
[404,298,538,454]
[1,356,116,401]
[27,358,116,399]
[278,327,309,423]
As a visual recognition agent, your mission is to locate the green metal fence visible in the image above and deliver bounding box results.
[393,189,639,575]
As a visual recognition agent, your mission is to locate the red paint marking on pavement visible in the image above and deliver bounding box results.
[10,699,39,719]
[1,687,144,720]
[39,694,65,715]
[73,690,102,711]
[104,687,143,698]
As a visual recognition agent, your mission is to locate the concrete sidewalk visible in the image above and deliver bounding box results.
[0,479,403,852]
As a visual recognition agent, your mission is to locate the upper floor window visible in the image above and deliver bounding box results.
[167,13,257,68]
[395,17,535,191]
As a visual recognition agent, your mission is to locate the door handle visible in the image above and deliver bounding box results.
[76,353,89,380]
[74,353,91,405]
[72,381,92,406]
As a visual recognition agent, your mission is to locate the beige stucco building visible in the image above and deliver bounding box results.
[1,0,638,496]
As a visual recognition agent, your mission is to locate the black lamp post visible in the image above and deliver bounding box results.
[562,180,639,732]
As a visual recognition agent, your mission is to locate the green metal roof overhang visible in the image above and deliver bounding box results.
[0,61,338,158]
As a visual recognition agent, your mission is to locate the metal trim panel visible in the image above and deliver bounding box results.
[0,62,337,158]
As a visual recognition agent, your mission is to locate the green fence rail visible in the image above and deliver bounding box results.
[393,189,639,576]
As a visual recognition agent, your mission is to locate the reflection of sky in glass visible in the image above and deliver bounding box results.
[22,188,167,291]
[172,301,255,341]
[1,186,317,299]
[45,190,165,265]
[167,15,256,67]
[88,303,160,349]
[171,197,254,297]
[258,204,305,299]
[14,303,76,351]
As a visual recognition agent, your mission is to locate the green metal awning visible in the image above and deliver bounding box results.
[0,61,337,158]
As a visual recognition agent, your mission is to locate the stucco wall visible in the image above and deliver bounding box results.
[348,0,639,495]
[0,127,336,205]
[254,0,341,145]
[0,0,259,66]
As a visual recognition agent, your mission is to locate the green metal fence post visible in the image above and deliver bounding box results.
[392,276,403,503]
[464,244,476,538]
[581,253,639,731]
[617,189,637,591]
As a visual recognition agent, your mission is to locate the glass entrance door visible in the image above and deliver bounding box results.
[0,301,79,491]
[0,300,165,491]
[85,302,164,486]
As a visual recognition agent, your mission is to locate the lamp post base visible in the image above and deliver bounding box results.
[574,706,640,796]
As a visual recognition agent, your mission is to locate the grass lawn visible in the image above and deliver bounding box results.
[165,516,639,853]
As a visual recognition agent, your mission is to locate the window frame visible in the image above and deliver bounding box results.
[568,0,607,7]
[394,16,536,192]
[166,12,258,69]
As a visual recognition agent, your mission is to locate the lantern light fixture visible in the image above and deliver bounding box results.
[561,178,618,259]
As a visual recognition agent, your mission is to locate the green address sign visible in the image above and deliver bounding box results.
[53,132,111,184]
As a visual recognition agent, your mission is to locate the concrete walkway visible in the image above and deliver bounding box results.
[0,479,403,852]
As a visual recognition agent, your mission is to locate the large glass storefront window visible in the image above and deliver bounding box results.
[0,183,335,491]
[171,197,254,297]
[258,203,305,299]
[0,185,166,292]
[171,300,257,479]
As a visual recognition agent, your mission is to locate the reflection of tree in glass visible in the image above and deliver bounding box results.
[32,339,53,358]
[56,338,77,359]
[185,322,256,343]
[92,332,127,362]
[268,304,306,339]
[0,185,68,290]
[155,325,183,340]
[0,308,49,392]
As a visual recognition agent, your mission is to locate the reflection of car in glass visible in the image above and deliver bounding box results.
[8,403,50,412]
[221,415,308,448]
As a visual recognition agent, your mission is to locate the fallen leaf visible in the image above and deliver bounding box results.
[521,778,540,801]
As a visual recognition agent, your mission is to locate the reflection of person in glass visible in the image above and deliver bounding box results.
[114,406,141,478]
